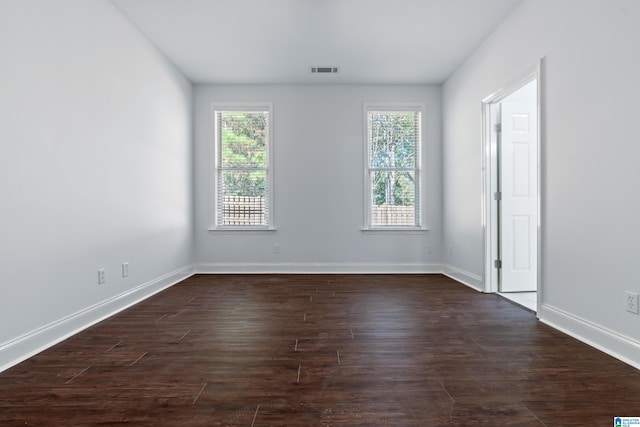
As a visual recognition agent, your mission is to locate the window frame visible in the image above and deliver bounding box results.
[209,102,275,231]
[363,102,427,231]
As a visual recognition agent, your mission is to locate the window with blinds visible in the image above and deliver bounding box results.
[212,104,273,229]
[365,105,422,228]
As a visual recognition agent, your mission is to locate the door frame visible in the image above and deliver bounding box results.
[481,59,543,314]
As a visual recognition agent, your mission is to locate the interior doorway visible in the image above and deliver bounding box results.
[483,68,541,314]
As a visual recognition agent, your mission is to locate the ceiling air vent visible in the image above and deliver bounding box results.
[311,67,338,74]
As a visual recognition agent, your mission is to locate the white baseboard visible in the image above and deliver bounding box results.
[195,262,443,274]
[539,303,640,370]
[0,265,195,373]
[441,264,484,292]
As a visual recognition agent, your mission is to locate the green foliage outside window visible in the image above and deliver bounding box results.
[368,112,418,207]
[219,112,268,197]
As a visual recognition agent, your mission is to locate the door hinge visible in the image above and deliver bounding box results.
[494,259,502,269]
[493,123,502,133]
[494,191,502,201]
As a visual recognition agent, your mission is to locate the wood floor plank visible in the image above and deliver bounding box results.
[0,274,639,426]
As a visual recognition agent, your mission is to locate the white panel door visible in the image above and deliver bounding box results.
[500,89,537,292]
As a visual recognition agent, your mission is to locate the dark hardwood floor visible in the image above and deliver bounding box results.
[1,274,639,426]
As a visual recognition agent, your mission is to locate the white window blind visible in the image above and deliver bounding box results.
[365,107,422,228]
[213,105,272,229]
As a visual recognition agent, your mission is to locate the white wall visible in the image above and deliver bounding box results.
[194,85,442,272]
[443,0,640,366]
[0,0,194,370]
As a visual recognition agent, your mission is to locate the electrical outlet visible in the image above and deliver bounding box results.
[625,291,639,314]
[273,244,280,254]
[98,268,106,285]
[122,262,129,278]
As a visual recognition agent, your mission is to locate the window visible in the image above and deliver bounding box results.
[365,104,423,229]
[212,103,273,229]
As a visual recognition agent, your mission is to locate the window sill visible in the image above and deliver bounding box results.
[361,227,430,235]
[208,227,277,234]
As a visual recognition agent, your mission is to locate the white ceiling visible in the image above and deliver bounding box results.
[111,0,522,85]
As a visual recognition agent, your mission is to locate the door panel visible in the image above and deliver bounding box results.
[500,81,537,292]
[512,141,531,197]
[512,215,530,271]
